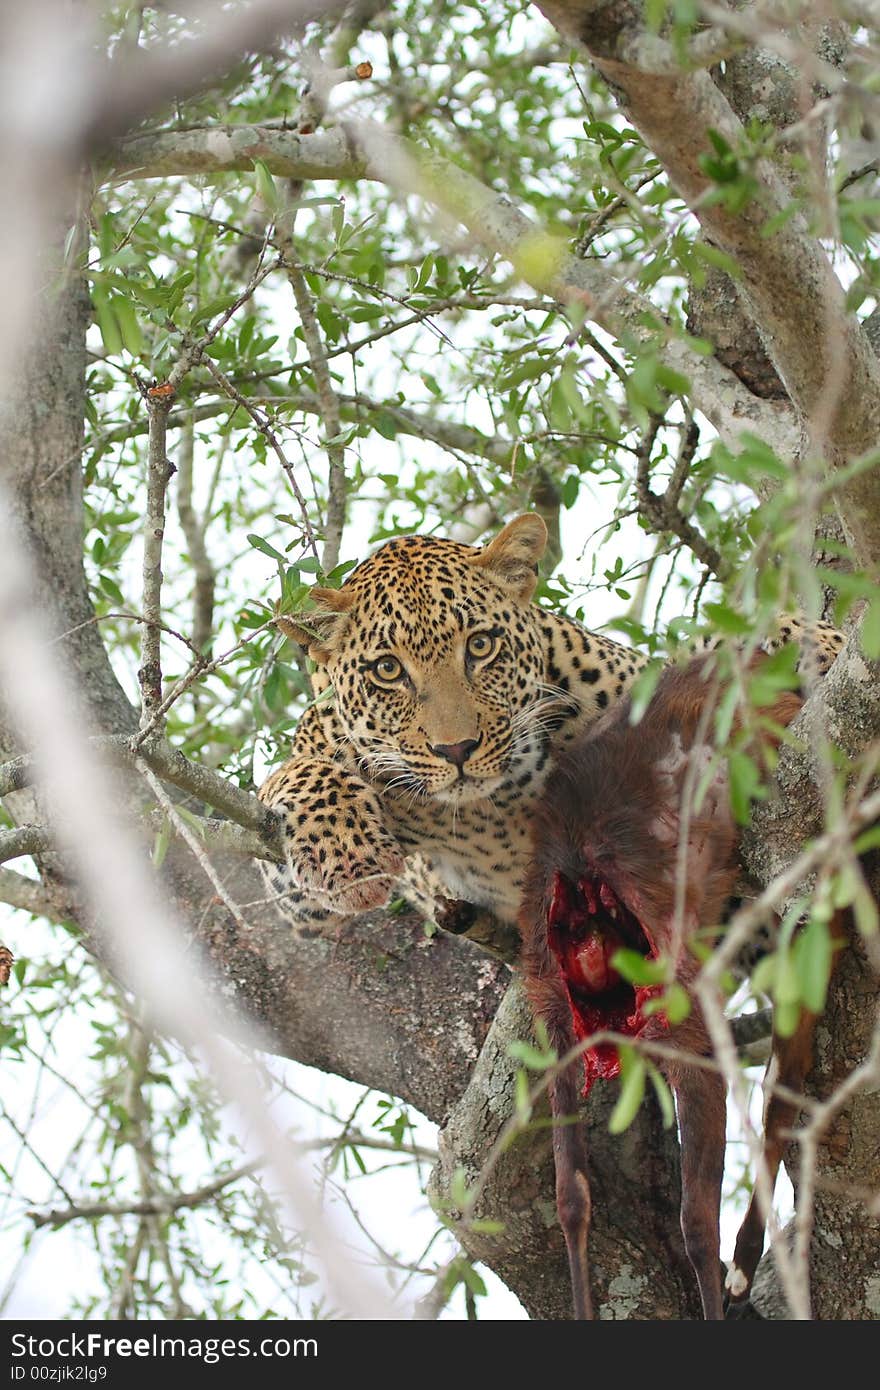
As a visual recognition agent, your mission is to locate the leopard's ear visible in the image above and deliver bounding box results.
[275,586,355,664]
[468,513,547,602]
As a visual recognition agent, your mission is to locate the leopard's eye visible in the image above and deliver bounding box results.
[466,631,497,662]
[371,655,404,685]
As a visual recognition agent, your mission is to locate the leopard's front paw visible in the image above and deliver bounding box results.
[260,758,407,919]
[289,830,406,915]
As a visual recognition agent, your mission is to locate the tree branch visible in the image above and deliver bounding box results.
[0,825,53,864]
[536,0,880,569]
[83,0,352,151]
[138,386,176,729]
[107,122,798,461]
[176,419,216,658]
[277,235,348,572]
[634,414,726,577]
[0,737,285,856]
[0,867,71,921]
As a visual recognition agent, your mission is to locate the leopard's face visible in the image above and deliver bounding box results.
[300,524,553,805]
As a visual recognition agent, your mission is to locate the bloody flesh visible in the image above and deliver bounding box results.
[547,869,663,1094]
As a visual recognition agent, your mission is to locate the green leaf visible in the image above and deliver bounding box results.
[854,825,880,854]
[449,1167,471,1209]
[642,981,691,1025]
[627,659,664,725]
[93,289,123,356]
[153,821,171,870]
[610,949,670,986]
[728,749,764,823]
[0,1024,24,1053]
[853,882,879,936]
[861,597,880,660]
[775,939,800,1002]
[373,411,399,441]
[98,573,126,605]
[246,534,287,563]
[691,240,739,276]
[793,914,833,1015]
[703,601,751,636]
[253,159,279,211]
[750,951,777,997]
[773,1000,800,1039]
[514,1067,533,1122]
[646,1062,676,1128]
[112,296,144,357]
[608,1047,646,1134]
[174,805,207,838]
[460,1264,488,1297]
[469,1218,505,1235]
[507,1039,557,1071]
[748,642,800,706]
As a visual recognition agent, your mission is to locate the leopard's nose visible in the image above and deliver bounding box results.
[429,738,480,768]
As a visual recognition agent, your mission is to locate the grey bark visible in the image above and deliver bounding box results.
[687,18,849,402]
[740,637,880,1319]
[535,0,880,570]
[430,982,700,1320]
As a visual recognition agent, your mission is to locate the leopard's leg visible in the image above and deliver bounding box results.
[258,756,405,931]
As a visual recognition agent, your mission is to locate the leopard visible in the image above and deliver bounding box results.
[257,513,845,935]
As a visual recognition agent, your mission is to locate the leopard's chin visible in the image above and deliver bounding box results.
[430,771,506,805]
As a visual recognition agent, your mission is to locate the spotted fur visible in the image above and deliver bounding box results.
[258,515,845,931]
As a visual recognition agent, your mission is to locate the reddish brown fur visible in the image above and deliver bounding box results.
[519,655,804,1319]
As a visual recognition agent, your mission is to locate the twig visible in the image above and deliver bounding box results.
[138,761,252,932]
[142,809,278,862]
[137,385,176,729]
[109,1223,146,1321]
[30,1160,259,1230]
[839,159,880,193]
[575,170,662,257]
[634,415,725,578]
[280,243,348,572]
[176,417,216,658]
[130,620,275,753]
[28,1122,435,1231]
[199,356,320,561]
[0,1113,76,1206]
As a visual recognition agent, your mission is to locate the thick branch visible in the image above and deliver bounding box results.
[739,631,880,1319]
[0,737,284,855]
[0,824,53,864]
[0,866,72,920]
[536,1,880,569]
[430,980,700,1319]
[84,0,351,150]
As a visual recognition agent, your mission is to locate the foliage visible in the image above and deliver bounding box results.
[2,0,880,1319]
